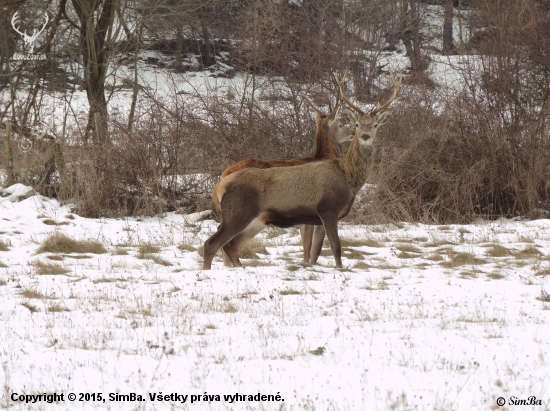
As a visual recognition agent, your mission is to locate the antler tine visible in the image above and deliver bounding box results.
[370,70,403,115]
[334,68,365,116]
[302,95,324,116]
[327,93,332,113]
[11,11,24,36]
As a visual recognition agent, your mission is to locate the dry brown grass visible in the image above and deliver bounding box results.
[443,252,486,268]
[485,245,513,257]
[239,239,268,259]
[396,244,421,253]
[138,243,161,255]
[372,60,550,224]
[514,246,542,259]
[178,243,196,252]
[37,233,107,254]
[33,260,70,275]
[0,239,10,251]
[42,219,70,226]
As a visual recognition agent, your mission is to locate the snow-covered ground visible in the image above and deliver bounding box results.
[1,185,549,410]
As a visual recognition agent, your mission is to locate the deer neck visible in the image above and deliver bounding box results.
[342,137,374,193]
[313,124,340,159]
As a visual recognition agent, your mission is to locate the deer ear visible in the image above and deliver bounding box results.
[376,110,392,126]
[342,108,358,124]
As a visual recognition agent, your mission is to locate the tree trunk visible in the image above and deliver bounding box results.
[400,1,425,72]
[200,20,214,68]
[443,0,455,54]
[175,24,184,70]
[71,0,117,144]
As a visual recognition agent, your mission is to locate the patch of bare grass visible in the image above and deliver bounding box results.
[151,255,173,266]
[33,260,70,275]
[537,290,550,302]
[222,303,238,313]
[280,288,303,295]
[19,289,51,299]
[486,271,506,280]
[0,239,10,251]
[178,243,196,252]
[112,247,129,255]
[47,303,70,312]
[426,253,444,261]
[459,270,478,279]
[514,246,542,259]
[485,244,513,257]
[443,252,486,268]
[21,302,39,313]
[239,239,267,259]
[42,219,70,226]
[396,244,421,253]
[423,240,457,247]
[138,243,161,256]
[397,251,418,259]
[46,255,64,261]
[37,233,107,254]
[343,248,365,260]
[353,261,371,270]
[243,259,274,267]
[93,277,118,283]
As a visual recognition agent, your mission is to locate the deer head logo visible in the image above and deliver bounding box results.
[11,11,49,52]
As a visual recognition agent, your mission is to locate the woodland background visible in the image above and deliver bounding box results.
[1,0,550,223]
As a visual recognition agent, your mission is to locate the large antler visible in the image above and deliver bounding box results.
[302,95,324,116]
[335,68,403,116]
[302,94,341,118]
[370,70,402,116]
[334,68,365,115]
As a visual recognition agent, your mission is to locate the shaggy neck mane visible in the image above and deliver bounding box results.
[341,137,374,193]
[313,121,341,159]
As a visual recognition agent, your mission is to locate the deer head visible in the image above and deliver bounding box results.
[302,94,354,145]
[11,11,49,52]
[335,68,402,145]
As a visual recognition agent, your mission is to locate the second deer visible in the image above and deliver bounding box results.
[211,96,353,265]
[203,70,402,270]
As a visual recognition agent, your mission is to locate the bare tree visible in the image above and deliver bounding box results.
[443,0,454,54]
[69,0,118,144]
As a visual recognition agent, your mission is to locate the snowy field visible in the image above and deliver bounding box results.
[0,184,549,410]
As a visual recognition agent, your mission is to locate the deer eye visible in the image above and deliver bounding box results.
[355,123,359,127]
[374,124,378,128]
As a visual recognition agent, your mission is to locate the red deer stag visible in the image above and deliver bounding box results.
[203,70,402,270]
[211,97,353,265]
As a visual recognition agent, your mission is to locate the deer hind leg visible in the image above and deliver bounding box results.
[319,213,342,268]
[300,224,314,263]
[203,217,256,270]
[221,249,233,267]
[222,217,265,267]
[309,225,326,265]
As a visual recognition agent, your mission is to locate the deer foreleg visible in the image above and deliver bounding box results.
[309,225,326,265]
[319,213,342,268]
[299,224,314,263]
